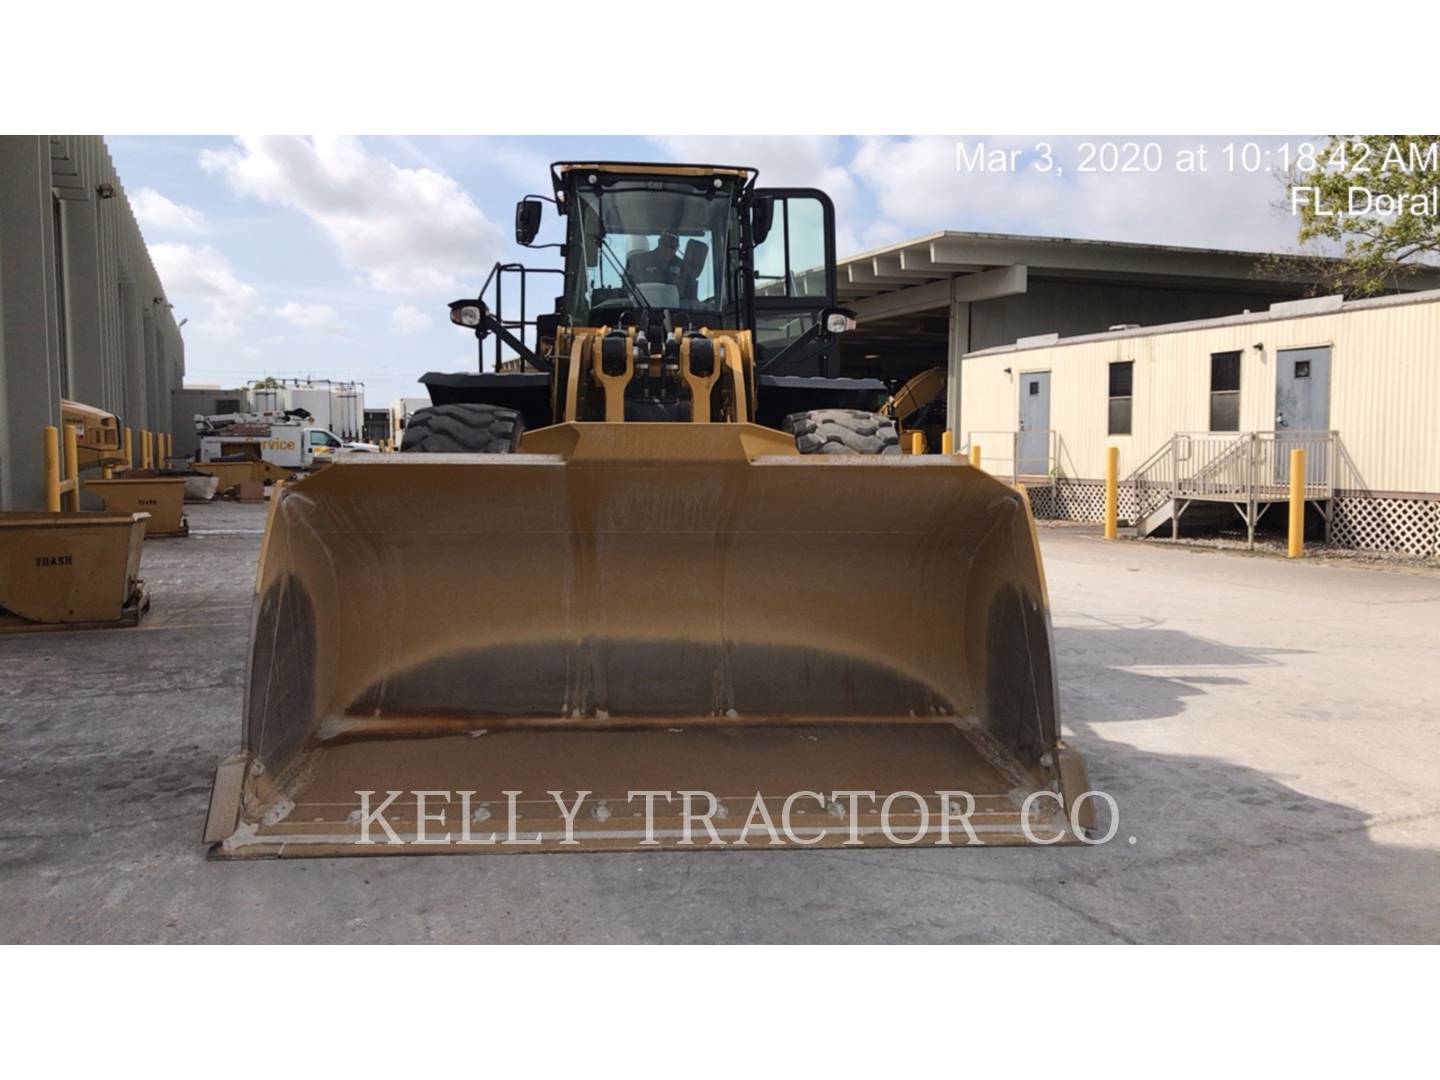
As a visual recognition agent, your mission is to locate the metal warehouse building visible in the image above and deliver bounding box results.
[959,290,1440,557]
[0,135,184,511]
[832,232,1347,413]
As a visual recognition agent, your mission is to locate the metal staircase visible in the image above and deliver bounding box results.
[1125,431,1339,547]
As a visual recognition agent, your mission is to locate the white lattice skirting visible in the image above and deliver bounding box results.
[1331,494,1440,557]
[1028,480,1439,557]
[1027,480,1120,523]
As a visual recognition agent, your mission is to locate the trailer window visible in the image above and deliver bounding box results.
[1108,361,1133,435]
[1210,351,1241,431]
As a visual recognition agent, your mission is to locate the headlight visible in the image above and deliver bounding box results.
[452,305,483,328]
[825,311,856,334]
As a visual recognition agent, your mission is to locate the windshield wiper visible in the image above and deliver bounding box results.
[596,235,660,327]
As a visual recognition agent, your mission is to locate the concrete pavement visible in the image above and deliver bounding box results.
[2,502,1436,943]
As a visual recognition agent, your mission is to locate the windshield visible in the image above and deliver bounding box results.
[566,177,737,324]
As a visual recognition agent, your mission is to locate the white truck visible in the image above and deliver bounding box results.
[194,411,377,470]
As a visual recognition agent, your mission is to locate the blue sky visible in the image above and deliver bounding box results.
[107,135,1310,407]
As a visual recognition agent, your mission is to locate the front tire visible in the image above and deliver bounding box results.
[783,409,901,455]
[400,404,525,453]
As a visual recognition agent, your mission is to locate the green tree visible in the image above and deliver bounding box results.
[1282,135,1440,296]
[251,376,282,389]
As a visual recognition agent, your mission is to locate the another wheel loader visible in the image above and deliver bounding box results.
[204,161,1093,856]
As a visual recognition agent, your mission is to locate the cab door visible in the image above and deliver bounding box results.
[750,188,839,374]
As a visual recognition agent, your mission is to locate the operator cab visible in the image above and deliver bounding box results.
[511,163,849,365]
[558,165,746,332]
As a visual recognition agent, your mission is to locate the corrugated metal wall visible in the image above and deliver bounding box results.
[0,135,184,510]
[959,294,1440,495]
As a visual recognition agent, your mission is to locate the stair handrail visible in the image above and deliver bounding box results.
[1123,435,1176,486]
[1125,430,1338,535]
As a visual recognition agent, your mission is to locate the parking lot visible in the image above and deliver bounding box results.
[2,500,1437,943]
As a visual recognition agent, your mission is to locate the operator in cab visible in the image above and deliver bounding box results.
[628,230,683,287]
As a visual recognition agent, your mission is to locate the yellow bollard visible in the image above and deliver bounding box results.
[910,431,925,455]
[124,427,134,470]
[1288,448,1306,558]
[1104,446,1119,541]
[969,444,981,469]
[63,423,81,511]
[141,430,153,471]
[43,426,61,512]
[942,430,955,455]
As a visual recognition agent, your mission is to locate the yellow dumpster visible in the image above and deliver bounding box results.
[192,459,292,496]
[84,475,189,537]
[0,511,149,631]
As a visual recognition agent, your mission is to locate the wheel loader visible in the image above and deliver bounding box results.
[204,161,1093,856]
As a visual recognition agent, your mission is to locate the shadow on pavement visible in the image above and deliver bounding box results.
[1047,623,1440,943]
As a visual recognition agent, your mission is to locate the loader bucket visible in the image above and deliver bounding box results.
[0,511,149,632]
[205,423,1090,856]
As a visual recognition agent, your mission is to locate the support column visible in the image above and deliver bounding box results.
[0,136,62,510]
[59,193,106,408]
[946,284,969,446]
[119,279,146,431]
[151,336,168,442]
[141,308,157,433]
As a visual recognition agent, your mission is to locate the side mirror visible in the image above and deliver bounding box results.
[752,196,775,246]
[515,199,543,246]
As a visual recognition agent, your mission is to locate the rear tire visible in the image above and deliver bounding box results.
[400,404,524,453]
[783,409,901,455]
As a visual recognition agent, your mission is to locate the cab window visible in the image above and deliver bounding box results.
[753,195,829,300]
[567,177,737,323]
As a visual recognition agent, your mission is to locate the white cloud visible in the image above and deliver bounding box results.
[390,304,433,334]
[644,136,1308,259]
[648,136,865,253]
[650,135,855,204]
[273,300,344,332]
[850,136,1302,253]
[132,188,207,235]
[200,136,504,295]
[148,243,261,339]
